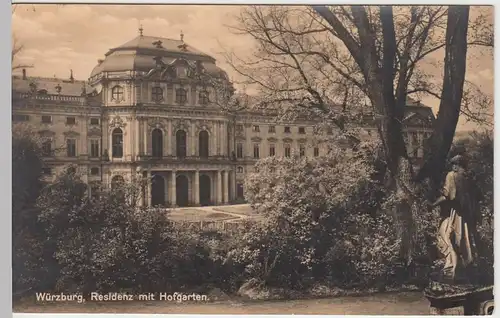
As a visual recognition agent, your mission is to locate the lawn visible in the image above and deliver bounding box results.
[212,204,257,216]
[168,209,238,222]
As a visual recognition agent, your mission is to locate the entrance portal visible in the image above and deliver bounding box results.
[151,174,165,206]
[176,175,189,207]
[199,174,211,206]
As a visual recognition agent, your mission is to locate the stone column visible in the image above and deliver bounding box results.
[143,119,148,156]
[134,117,140,160]
[194,170,200,206]
[171,170,177,207]
[138,171,144,207]
[217,170,222,204]
[223,170,229,204]
[191,122,196,156]
[167,120,172,156]
[215,121,220,155]
[230,169,236,202]
[147,170,152,207]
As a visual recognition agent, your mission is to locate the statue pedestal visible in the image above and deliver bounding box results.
[424,281,493,315]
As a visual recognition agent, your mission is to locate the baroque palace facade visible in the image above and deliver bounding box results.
[12,31,435,207]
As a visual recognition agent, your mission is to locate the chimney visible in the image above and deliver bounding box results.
[22,68,27,80]
[70,69,74,82]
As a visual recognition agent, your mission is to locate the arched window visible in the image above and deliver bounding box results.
[199,130,209,158]
[112,128,123,158]
[152,128,163,158]
[176,88,187,104]
[111,175,125,190]
[111,86,124,101]
[176,130,187,158]
[151,86,163,102]
[199,90,209,105]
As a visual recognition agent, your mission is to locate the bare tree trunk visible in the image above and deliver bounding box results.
[416,7,470,193]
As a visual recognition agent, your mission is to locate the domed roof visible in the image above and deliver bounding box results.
[90,34,228,79]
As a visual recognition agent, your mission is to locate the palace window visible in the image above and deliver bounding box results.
[90,167,100,175]
[111,175,125,190]
[176,88,187,104]
[199,90,209,105]
[269,144,275,157]
[42,139,52,156]
[152,128,163,158]
[66,139,77,157]
[299,145,306,157]
[236,143,243,158]
[90,118,100,125]
[12,114,29,122]
[237,166,244,173]
[314,147,320,157]
[66,117,76,125]
[90,139,100,158]
[112,128,123,158]
[284,144,291,158]
[42,167,52,175]
[268,126,276,133]
[253,144,260,159]
[41,115,52,124]
[151,86,164,102]
[199,130,209,158]
[326,127,333,135]
[111,86,124,101]
[236,124,244,133]
[252,125,260,133]
[176,130,187,158]
[284,126,291,134]
[298,127,306,134]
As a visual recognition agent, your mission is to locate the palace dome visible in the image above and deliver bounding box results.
[89,34,228,80]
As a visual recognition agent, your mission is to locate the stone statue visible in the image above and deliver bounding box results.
[429,154,478,284]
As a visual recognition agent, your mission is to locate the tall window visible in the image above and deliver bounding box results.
[237,166,244,173]
[298,127,306,134]
[236,124,244,133]
[284,126,291,133]
[42,139,52,156]
[112,128,123,158]
[176,88,187,104]
[151,86,164,102]
[199,130,209,158]
[111,86,124,101]
[199,90,209,105]
[299,145,305,157]
[236,143,243,158]
[90,139,100,158]
[152,128,163,157]
[314,147,320,157]
[253,144,260,159]
[66,139,76,157]
[284,144,291,158]
[269,144,275,156]
[252,125,260,133]
[268,126,276,133]
[176,130,187,158]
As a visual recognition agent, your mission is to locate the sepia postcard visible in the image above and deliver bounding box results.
[11,3,494,315]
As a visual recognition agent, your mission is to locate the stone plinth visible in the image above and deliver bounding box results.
[424,281,493,315]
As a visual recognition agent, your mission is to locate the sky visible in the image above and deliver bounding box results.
[12,4,494,131]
